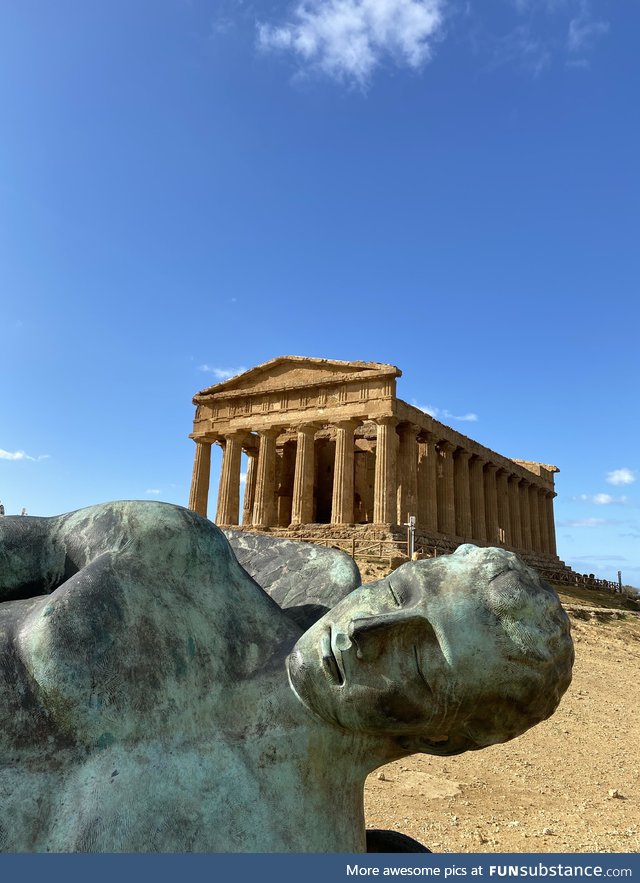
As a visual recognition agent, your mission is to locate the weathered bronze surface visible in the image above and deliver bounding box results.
[0,501,573,852]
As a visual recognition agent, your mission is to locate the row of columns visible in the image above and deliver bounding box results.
[188,421,557,557]
[414,430,557,556]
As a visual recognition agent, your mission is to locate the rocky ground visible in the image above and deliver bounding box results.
[359,566,640,854]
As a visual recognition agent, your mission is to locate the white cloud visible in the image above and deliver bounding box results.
[240,472,247,485]
[199,365,248,380]
[444,410,478,423]
[593,493,624,505]
[415,401,438,417]
[606,468,636,487]
[145,488,161,496]
[257,0,446,86]
[568,6,609,54]
[0,448,49,462]
[573,493,628,505]
[414,401,478,422]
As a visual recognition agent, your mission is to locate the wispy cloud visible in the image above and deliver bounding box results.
[199,365,247,380]
[570,554,626,564]
[568,4,609,54]
[507,0,569,11]
[559,517,622,528]
[414,401,478,422]
[493,24,551,77]
[573,493,628,505]
[606,468,636,487]
[257,0,446,87]
[210,0,258,37]
[620,529,640,540]
[567,555,626,576]
[472,0,609,76]
[240,472,247,485]
[145,488,161,496]
[0,448,49,462]
[566,56,590,69]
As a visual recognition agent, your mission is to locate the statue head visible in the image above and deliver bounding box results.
[286,545,573,756]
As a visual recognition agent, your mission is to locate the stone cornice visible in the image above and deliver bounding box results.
[394,398,555,491]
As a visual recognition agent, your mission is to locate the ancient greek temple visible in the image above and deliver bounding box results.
[188,357,560,564]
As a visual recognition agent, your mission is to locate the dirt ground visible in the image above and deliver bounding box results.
[359,566,640,854]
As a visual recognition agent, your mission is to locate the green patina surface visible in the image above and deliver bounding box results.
[0,501,573,853]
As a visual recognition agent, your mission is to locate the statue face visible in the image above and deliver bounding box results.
[286,546,572,753]
[287,571,448,741]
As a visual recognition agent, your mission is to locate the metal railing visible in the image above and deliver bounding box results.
[546,570,621,593]
[290,535,461,563]
[296,536,408,560]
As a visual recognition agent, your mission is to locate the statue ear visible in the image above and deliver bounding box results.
[395,734,451,756]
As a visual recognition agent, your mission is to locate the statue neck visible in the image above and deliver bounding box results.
[223,654,405,778]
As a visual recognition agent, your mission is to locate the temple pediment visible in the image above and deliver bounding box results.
[195,356,401,401]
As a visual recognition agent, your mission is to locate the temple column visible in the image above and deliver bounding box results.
[252,428,279,528]
[469,455,486,543]
[215,431,244,525]
[483,463,499,544]
[242,449,258,526]
[188,439,212,517]
[373,417,397,524]
[397,422,419,525]
[332,420,358,525]
[546,491,558,556]
[453,449,473,540]
[529,484,541,553]
[507,475,522,550]
[537,488,550,555]
[417,431,438,533]
[519,479,532,550]
[496,469,511,546]
[436,441,456,536]
[291,424,318,526]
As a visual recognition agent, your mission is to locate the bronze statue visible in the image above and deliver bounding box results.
[0,501,573,852]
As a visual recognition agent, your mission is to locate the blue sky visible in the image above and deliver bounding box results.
[1,0,638,585]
